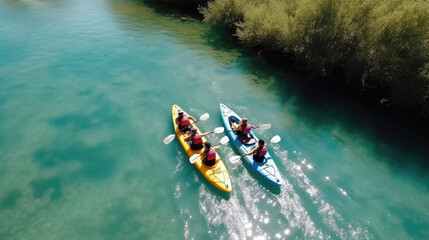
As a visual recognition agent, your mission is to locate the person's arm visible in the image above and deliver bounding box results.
[199,132,211,137]
[184,135,192,141]
[250,124,256,129]
[242,147,258,156]
[188,115,196,122]
[233,121,242,131]
[212,146,221,164]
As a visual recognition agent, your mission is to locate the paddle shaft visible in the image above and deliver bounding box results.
[164,113,209,144]
[225,124,269,132]
[230,135,281,162]
[176,118,202,134]
[189,136,229,164]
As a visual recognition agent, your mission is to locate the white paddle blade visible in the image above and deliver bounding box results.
[199,113,210,121]
[213,127,224,134]
[270,135,281,144]
[259,124,272,130]
[163,134,176,144]
[219,136,229,145]
[229,155,241,163]
[189,154,201,164]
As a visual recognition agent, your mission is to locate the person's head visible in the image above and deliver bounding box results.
[242,118,248,125]
[258,139,265,148]
[178,110,184,117]
[204,141,211,149]
[191,127,198,135]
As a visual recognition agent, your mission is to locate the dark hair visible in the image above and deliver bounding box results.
[204,141,211,150]
[258,139,265,149]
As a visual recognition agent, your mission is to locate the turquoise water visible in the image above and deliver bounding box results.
[1,0,428,239]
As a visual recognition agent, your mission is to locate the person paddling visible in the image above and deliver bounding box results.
[242,139,267,163]
[232,118,255,136]
[184,127,211,150]
[231,118,256,144]
[202,141,220,167]
[175,109,196,133]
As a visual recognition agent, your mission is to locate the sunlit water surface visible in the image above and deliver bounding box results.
[1,0,428,239]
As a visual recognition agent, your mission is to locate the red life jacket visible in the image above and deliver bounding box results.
[206,149,216,160]
[179,115,189,127]
[203,149,217,166]
[192,135,202,145]
[242,124,251,134]
[257,146,267,157]
[203,148,217,166]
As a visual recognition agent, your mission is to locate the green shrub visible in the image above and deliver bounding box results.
[202,0,429,115]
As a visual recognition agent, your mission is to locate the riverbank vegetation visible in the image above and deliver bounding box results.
[148,0,429,121]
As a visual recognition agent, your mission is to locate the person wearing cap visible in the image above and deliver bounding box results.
[184,127,211,150]
[175,109,196,133]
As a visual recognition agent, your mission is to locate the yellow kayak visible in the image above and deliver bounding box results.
[172,105,232,192]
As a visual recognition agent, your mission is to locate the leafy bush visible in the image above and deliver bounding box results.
[155,0,207,7]
[202,0,429,115]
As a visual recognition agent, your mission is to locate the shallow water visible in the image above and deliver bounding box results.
[1,0,428,239]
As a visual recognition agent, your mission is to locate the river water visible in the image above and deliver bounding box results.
[1,0,428,239]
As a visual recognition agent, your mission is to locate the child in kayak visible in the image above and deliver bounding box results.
[202,141,220,167]
[184,127,211,150]
[242,139,267,163]
[231,118,256,144]
[175,109,196,133]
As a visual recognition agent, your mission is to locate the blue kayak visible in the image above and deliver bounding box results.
[220,103,283,186]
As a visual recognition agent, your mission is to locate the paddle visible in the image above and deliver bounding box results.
[211,127,225,134]
[226,123,271,132]
[163,113,210,144]
[229,135,281,163]
[254,124,272,130]
[163,126,224,145]
[189,136,230,164]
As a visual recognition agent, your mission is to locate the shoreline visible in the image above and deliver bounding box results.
[142,0,429,157]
